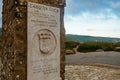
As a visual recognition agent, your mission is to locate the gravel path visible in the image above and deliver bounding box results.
[66,51,120,66]
[65,65,120,80]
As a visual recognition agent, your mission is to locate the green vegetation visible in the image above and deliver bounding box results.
[65,41,79,50]
[65,34,120,53]
[65,41,120,53]
[78,42,120,52]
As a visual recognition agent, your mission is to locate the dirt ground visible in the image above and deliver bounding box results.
[65,64,120,80]
[66,51,120,66]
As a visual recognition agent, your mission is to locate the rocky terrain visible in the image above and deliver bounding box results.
[65,65,120,80]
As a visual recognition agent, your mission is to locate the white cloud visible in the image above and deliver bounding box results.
[65,12,120,38]
[0,1,2,28]
[65,0,75,13]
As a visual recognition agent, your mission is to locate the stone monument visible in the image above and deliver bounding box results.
[1,0,66,80]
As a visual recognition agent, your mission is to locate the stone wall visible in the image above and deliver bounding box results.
[1,0,65,80]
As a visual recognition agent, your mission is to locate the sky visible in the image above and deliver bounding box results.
[0,0,120,38]
[0,0,2,27]
[65,0,120,38]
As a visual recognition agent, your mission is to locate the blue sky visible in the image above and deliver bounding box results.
[0,0,120,38]
[65,0,120,38]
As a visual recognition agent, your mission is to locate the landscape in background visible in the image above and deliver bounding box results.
[65,34,120,54]
[66,34,120,42]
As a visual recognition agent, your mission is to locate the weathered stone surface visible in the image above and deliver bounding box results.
[27,2,61,80]
[2,0,65,80]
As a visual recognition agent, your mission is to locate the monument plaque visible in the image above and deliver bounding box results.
[27,2,61,80]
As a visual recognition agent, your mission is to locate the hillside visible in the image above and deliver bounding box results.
[66,34,120,42]
[0,28,1,36]
[0,28,1,32]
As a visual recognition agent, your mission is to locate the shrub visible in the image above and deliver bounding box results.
[77,42,120,52]
[65,41,79,50]
[65,41,120,53]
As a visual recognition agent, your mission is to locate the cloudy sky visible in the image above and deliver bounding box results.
[0,0,2,27]
[65,0,120,38]
[0,0,120,38]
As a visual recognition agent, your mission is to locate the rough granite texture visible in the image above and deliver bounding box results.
[1,0,65,80]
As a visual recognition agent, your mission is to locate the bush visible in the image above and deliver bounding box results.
[65,41,79,50]
[65,41,120,53]
[77,42,120,52]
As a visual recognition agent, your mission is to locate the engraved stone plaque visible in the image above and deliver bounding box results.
[27,2,61,80]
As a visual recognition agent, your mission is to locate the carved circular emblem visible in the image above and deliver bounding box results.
[33,29,57,56]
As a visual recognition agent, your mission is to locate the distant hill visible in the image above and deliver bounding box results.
[66,34,120,42]
[0,28,1,32]
[0,28,1,36]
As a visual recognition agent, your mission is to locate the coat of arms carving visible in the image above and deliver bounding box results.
[32,29,57,55]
